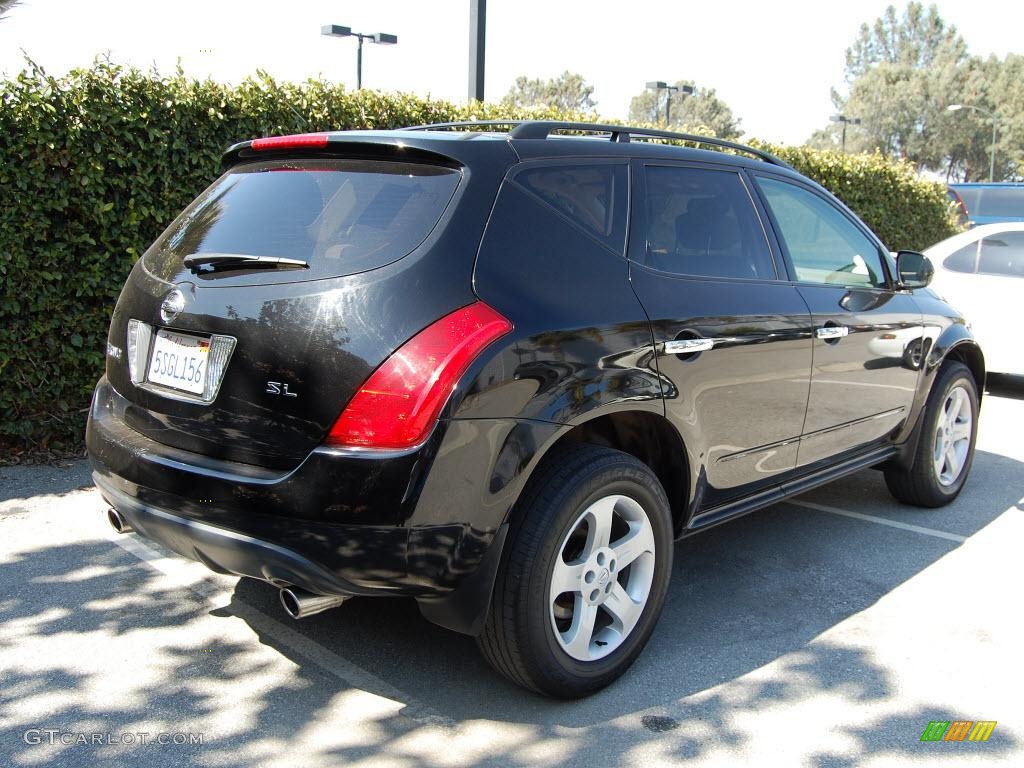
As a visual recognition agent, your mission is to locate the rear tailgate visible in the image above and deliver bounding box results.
[103,143,500,468]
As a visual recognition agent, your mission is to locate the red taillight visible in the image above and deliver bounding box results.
[250,133,331,151]
[326,301,513,450]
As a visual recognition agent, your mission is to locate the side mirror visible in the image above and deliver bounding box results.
[895,250,934,289]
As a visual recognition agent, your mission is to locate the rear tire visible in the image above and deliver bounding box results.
[477,443,674,698]
[885,362,978,508]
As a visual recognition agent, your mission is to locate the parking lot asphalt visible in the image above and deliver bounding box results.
[1,376,1021,768]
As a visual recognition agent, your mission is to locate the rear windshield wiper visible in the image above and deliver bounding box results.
[183,253,310,274]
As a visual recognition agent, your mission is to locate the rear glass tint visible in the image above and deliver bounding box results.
[643,166,776,280]
[513,163,627,253]
[147,159,461,279]
[953,186,1024,218]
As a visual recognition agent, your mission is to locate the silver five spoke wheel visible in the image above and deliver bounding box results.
[549,494,656,661]
[933,384,972,487]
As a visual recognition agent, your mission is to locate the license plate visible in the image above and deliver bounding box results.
[147,330,210,395]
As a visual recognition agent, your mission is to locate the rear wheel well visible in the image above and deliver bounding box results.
[943,343,985,402]
[553,411,689,536]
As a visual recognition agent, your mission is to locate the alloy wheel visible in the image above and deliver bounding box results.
[548,494,656,662]
[933,384,973,487]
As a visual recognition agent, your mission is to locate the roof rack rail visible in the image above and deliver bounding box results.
[398,120,527,132]
[399,120,791,169]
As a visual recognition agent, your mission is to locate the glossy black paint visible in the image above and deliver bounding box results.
[630,268,813,503]
[87,125,984,637]
[793,285,923,465]
[88,377,554,594]
[105,135,516,468]
[620,159,811,506]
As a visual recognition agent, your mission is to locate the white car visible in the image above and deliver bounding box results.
[925,222,1024,376]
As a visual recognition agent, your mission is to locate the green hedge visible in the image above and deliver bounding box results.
[0,60,959,453]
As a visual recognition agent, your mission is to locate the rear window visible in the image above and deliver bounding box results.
[952,186,1024,218]
[147,159,461,279]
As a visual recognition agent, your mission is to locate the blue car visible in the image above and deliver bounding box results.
[949,183,1024,226]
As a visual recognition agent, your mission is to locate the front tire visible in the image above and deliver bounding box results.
[477,443,674,698]
[885,361,979,507]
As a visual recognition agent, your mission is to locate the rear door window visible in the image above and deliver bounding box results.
[640,165,777,279]
[146,159,461,280]
[513,163,628,254]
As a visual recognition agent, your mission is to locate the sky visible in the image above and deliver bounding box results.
[1,0,1021,145]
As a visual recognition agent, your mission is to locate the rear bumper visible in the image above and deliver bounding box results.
[94,471,382,596]
[87,377,561,632]
[88,379,504,594]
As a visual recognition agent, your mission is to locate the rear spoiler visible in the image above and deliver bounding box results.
[221,132,464,169]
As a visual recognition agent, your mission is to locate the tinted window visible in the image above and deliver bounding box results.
[952,186,1024,218]
[515,163,627,252]
[641,166,776,279]
[146,159,461,279]
[947,232,1024,277]
[942,243,977,273]
[757,177,887,288]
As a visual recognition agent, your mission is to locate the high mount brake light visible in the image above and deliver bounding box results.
[250,133,331,151]
[326,301,512,450]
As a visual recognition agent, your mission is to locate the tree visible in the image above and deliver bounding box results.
[825,3,967,163]
[501,71,596,113]
[988,54,1024,181]
[844,1,966,79]
[627,80,741,139]
[808,2,1022,181]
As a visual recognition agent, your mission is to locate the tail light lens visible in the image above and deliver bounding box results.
[326,301,512,450]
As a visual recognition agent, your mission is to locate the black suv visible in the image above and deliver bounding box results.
[88,121,984,697]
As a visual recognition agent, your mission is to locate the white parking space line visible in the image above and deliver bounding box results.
[787,499,967,543]
[104,528,454,728]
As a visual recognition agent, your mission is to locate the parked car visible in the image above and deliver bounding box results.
[88,121,985,698]
[948,182,1024,226]
[926,222,1024,376]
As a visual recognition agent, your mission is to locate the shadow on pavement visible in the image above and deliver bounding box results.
[230,451,1019,762]
[986,374,1024,400]
[0,460,94,505]
[0,450,1019,766]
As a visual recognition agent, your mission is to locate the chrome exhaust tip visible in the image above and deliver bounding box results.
[279,587,348,620]
[107,508,133,534]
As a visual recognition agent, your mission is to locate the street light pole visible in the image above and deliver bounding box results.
[357,35,364,90]
[468,0,486,102]
[829,114,861,152]
[991,116,998,182]
[645,81,695,127]
[947,104,998,182]
[321,25,398,90]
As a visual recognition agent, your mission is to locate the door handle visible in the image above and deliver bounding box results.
[816,326,850,340]
[664,338,715,354]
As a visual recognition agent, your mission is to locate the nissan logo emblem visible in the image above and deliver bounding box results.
[160,289,185,324]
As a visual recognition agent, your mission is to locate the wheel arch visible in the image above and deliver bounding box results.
[940,340,986,403]
[512,409,692,538]
[889,334,985,472]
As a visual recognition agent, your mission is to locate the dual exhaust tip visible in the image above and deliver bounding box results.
[106,507,346,620]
